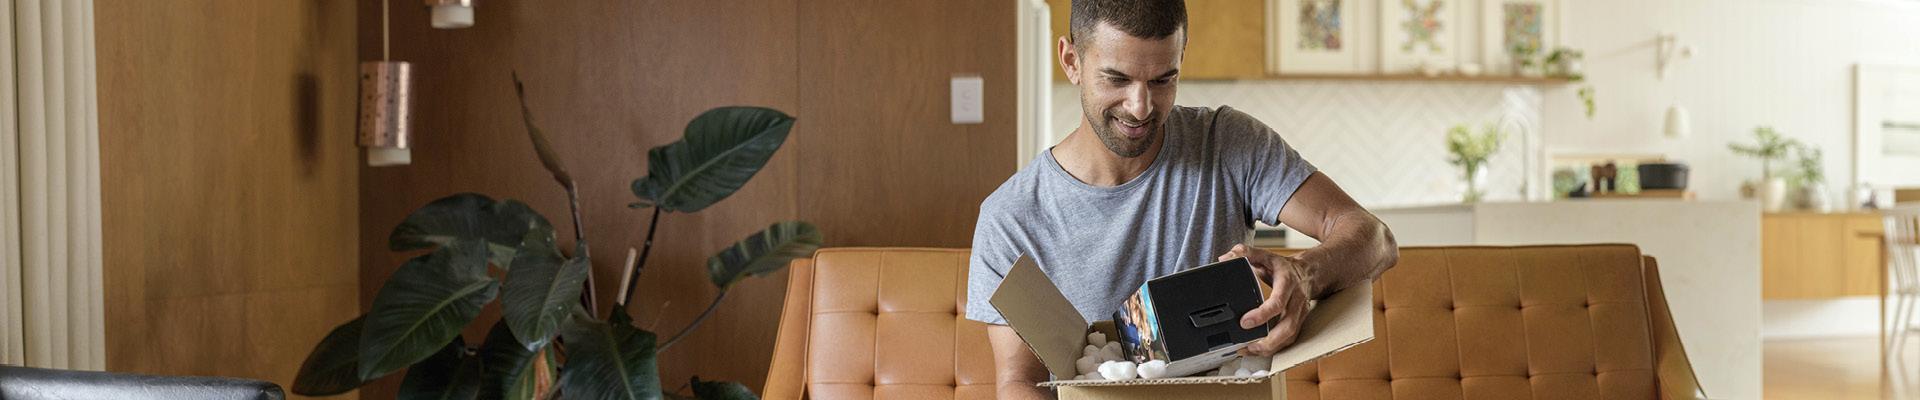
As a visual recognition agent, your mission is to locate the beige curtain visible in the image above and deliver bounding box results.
[1,0,104,370]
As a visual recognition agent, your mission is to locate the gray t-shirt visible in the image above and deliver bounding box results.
[966,105,1317,325]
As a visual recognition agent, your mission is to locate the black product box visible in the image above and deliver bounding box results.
[1111,257,1269,377]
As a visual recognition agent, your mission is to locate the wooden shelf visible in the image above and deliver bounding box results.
[1584,189,1697,200]
[1185,73,1576,85]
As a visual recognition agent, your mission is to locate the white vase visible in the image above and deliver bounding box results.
[1761,178,1789,212]
[1461,167,1488,203]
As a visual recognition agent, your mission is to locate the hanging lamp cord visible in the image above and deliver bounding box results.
[381,0,391,60]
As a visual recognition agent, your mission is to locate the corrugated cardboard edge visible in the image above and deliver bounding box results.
[1040,283,1375,387]
[989,254,1091,379]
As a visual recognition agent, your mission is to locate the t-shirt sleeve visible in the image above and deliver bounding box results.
[965,203,1021,325]
[1215,106,1318,227]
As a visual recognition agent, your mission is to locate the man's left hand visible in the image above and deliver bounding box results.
[1217,244,1312,356]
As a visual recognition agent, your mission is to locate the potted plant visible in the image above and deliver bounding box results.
[1508,42,1541,78]
[1447,123,1504,203]
[1787,143,1831,212]
[1541,46,1598,119]
[289,74,817,400]
[1728,126,1798,211]
[1543,47,1584,80]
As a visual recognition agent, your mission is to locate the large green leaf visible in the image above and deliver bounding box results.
[511,73,576,191]
[630,107,795,213]
[479,320,550,400]
[292,316,368,396]
[501,242,590,349]
[390,193,557,268]
[707,221,821,289]
[361,239,501,380]
[559,307,661,400]
[398,336,483,400]
[689,377,759,400]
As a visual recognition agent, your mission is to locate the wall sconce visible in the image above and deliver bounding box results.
[1656,32,1695,81]
[427,0,475,29]
[360,0,415,167]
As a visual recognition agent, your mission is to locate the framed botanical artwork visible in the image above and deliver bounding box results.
[1378,0,1462,73]
[1273,0,1359,73]
[1854,64,1920,188]
[1480,0,1560,76]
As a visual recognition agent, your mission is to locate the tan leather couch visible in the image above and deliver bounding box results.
[764,245,1704,399]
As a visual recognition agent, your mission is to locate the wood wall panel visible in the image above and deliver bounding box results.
[354,0,1012,397]
[796,1,1018,248]
[97,0,361,398]
[1048,0,1270,82]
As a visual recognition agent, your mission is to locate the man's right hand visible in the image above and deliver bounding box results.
[988,324,1055,400]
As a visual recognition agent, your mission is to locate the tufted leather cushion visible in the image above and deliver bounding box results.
[1284,245,1660,400]
[765,245,1693,400]
[800,248,996,400]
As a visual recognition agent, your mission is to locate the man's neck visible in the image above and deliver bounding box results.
[1052,123,1164,187]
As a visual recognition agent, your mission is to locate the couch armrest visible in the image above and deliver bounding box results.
[762,258,815,400]
[1642,257,1707,400]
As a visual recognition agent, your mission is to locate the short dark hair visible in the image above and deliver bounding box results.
[1069,0,1188,48]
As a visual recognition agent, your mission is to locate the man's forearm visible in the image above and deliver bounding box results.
[1294,208,1398,299]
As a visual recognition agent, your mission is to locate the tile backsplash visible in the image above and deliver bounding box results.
[1049,81,1543,207]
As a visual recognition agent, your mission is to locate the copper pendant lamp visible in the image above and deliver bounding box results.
[359,0,414,167]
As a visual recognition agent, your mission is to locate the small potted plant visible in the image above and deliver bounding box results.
[1787,144,1831,212]
[1508,42,1541,77]
[1447,123,1504,203]
[1543,47,1584,80]
[1728,126,1798,211]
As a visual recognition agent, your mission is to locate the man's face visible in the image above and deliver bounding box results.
[1065,23,1183,158]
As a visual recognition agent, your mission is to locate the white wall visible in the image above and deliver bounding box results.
[1545,0,1920,200]
[1051,82,1544,207]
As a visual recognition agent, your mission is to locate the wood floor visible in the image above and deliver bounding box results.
[1766,336,1915,399]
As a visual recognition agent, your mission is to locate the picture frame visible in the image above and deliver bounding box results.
[1273,0,1360,74]
[1378,0,1463,73]
[1854,64,1920,188]
[1480,0,1560,76]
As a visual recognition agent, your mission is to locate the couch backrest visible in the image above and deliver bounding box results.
[1284,245,1660,399]
[777,245,1668,400]
[802,248,997,400]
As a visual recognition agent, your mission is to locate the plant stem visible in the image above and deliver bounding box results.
[618,207,663,312]
[564,179,598,316]
[659,289,729,353]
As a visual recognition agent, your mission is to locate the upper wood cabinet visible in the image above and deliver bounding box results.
[1047,0,1268,82]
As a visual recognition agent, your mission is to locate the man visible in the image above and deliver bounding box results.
[962,0,1399,398]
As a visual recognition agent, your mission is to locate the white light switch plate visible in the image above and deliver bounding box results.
[951,75,983,124]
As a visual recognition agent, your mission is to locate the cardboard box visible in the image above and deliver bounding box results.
[990,255,1374,400]
[1110,257,1269,378]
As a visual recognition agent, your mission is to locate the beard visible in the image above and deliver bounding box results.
[1081,104,1161,159]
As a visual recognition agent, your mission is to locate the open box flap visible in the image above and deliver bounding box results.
[990,254,1090,379]
[1266,283,1373,373]
[1039,283,1375,387]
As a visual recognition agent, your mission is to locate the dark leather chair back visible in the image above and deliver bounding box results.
[0,365,284,400]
